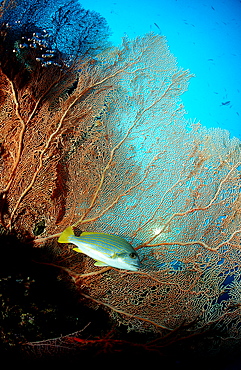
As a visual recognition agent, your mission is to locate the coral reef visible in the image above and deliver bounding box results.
[1,0,241,364]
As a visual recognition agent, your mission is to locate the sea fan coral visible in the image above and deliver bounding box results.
[1,0,241,362]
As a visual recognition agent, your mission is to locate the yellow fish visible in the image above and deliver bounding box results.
[58,226,141,271]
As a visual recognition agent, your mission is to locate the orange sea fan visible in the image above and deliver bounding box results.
[1,25,241,350]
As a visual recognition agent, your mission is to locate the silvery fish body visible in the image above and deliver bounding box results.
[58,227,141,271]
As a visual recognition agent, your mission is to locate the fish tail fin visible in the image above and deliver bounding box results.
[58,226,74,243]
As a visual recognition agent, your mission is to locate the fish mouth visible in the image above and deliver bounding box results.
[128,263,141,271]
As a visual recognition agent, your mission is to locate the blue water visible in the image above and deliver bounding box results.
[80,0,241,140]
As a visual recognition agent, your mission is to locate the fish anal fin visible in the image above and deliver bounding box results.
[73,247,83,254]
[94,260,109,267]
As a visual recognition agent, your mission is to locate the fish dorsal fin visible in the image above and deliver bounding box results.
[81,231,109,236]
[94,260,109,267]
[73,247,83,254]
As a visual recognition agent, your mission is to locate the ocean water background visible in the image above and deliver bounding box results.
[80,0,241,140]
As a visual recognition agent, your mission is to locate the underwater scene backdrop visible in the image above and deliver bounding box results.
[81,0,241,140]
[0,0,241,367]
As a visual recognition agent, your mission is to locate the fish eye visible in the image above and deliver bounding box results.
[129,252,137,259]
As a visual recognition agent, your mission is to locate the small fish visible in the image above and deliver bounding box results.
[58,227,141,271]
[154,22,161,31]
[221,101,231,106]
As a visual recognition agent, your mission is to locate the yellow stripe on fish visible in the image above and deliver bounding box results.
[58,226,141,271]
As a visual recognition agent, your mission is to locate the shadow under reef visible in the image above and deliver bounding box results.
[1,229,241,369]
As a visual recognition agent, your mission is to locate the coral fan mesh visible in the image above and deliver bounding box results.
[1,22,241,346]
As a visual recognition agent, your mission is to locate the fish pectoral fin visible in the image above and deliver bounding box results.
[94,260,109,267]
[73,247,83,254]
